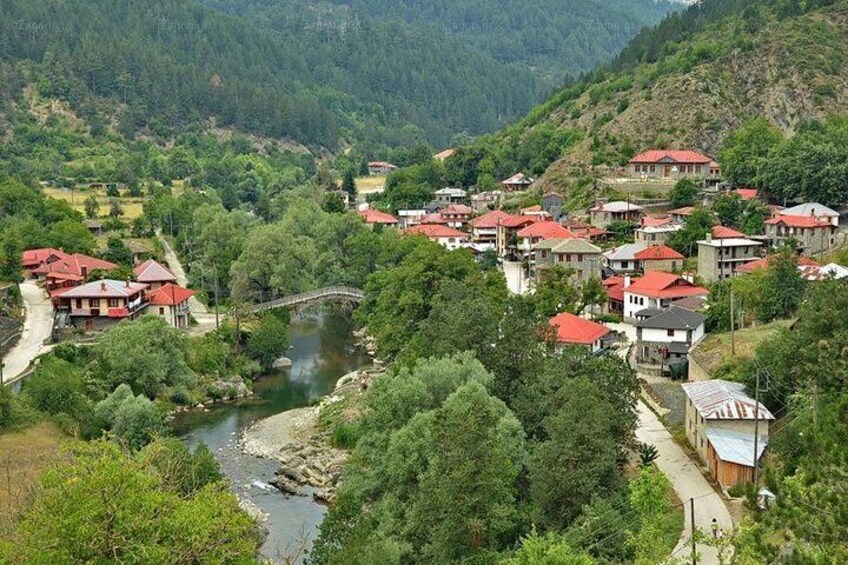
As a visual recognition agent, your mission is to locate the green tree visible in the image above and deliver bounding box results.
[756,247,805,321]
[246,311,290,369]
[502,528,596,565]
[668,208,714,256]
[49,219,95,255]
[532,266,579,318]
[342,169,357,199]
[0,226,24,281]
[719,117,783,186]
[322,191,346,213]
[0,439,261,563]
[102,235,133,266]
[109,199,125,218]
[628,466,671,565]
[669,178,698,208]
[713,193,744,228]
[111,394,166,450]
[84,193,100,218]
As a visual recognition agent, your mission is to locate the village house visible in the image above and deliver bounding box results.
[501,173,532,192]
[516,221,576,263]
[367,161,397,175]
[359,209,399,228]
[765,205,838,256]
[562,218,608,242]
[635,223,682,245]
[549,312,611,354]
[623,271,709,321]
[533,238,603,282]
[496,215,539,258]
[634,245,685,273]
[668,206,695,225]
[602,276,627,317]
[439,203,474,229]
[434,187,467,204]
[396,209,428,229]
[404,224,469,251]
[697,232,763,282]
[145,283,195,329]
[635,306,706,372]
[83,219,103,236]
[735,254,820,277]
[628,149,715,181]
[470,210,512,245]
[733,188,759,201]
[588,201,644,228]
[682,380,775,489]
[603,242,649,273]
[29,251,118,294]
[133,259,178,291]
[470,191,503,213]
[55,279,149,332]
[22,248,68,277]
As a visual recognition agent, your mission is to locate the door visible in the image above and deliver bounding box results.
[663,165,671,178]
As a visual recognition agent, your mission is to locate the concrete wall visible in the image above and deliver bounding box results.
[641,258,682,273]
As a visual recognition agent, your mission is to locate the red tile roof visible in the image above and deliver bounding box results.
[711,225,746,239]
[520,205,542,213]
[22,248,68,268]
[147,283,195,306]
[133,259,177,283]
[404,224,467,239]
[441,204,474,215]
[499,215,540,228]
[359,209,398,225]
[32,253,117,278]
[734,188,758,201]
[470,210,513,229]
[630,150,712,164]
[640,216,673,227]
[419,213,449,224]
[625,271,708,299]
[634,245,685,261]
[602,276,629,302]
[736,255,819,274]
[517,221,577,240]
[549,312,611,345]
[668,206,695,216]
[765,215,832,228]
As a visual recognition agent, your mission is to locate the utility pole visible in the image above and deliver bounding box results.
[690,497,697,565]
[753,370,761,486]
[730,288,736,355]
[213,265,220,329]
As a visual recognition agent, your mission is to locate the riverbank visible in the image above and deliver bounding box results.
[240,367,380,504]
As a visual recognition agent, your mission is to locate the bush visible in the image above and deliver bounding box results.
[111,395,165,450]
[330,421,362,449]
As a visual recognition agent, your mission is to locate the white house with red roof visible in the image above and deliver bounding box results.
[549,312,611,353]
[765,203,838,255]
[145,284,195,329]
[470,210,512,245]
[404,224,469,251]
[629,149,716,180]
[133,259,177,291]
[359,209,399,227]
[623,271,709,320]
[55,279,149,331]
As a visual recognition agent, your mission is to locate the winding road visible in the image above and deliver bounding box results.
[2,281,53,385]
[157,232,218,333]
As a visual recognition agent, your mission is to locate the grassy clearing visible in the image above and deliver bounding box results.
[355,175,387,195]
[0,422,68,532]
[691,319,791,375]
[43,186,148,220]
[660,486,685,557]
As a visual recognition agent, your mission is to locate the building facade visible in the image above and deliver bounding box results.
[697,235,763,282]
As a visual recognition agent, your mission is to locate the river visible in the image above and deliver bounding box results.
[171,311,369,562]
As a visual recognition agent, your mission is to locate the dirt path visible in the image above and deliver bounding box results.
[2,282,53,385]
[156,231,217,333]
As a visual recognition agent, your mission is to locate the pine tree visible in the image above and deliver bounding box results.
[342,169,357,199]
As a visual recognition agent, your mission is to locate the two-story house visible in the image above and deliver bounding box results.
[434,187,468,204]
[765,205,838,256]
[697,233,763,282]
[30,252,118,294]
[628,149,714,180]
[440,204,474,229]
[516,222,577,265]
[404,224,469,251]
[133,259,177,291]
[603,242,649,273]
[496,215,539,259]
[634,306,705,370]
[55,279,149,332]
[588,201,644,228]
[623,271,709,320]
[470,210,512,246]
[634,245,685,273]
[682,380,775,489]
[145,284,195,329]
[533,238,603,282]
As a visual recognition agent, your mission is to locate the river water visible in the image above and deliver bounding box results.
[171,312,368,562]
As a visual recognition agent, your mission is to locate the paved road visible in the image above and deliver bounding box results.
[2,282,53,385]
[606,321,732,564]
[502,260,531,295]
[157,232,219,334]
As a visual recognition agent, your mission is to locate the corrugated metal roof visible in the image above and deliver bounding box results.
[682,380,774,421]
[706,429,768,467]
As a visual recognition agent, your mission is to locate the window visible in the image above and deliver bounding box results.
[75,299,82,309]
[639,297,644,306]
[107,298,119,308]
[541,250,548,259]
[159,307,165,315]
[566,254,572,262]
[667,329,675,337]
[90,298,100,307]
[649,165,655,173]
[577,254,583,262]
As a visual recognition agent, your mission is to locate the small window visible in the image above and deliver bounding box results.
[159,307,165,315]
[566,254,572,262]
[90,298,100,307]
[650,165,655,173]
[667,329,675,337]
[577,254,583,262]
[108,298,119,308]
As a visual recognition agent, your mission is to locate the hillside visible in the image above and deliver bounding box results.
[450,0,848,193]
[0,0,678,152]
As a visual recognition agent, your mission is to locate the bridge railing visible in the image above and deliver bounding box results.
[245,286,365,313]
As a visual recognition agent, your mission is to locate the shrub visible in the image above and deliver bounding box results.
[330,421,362,449]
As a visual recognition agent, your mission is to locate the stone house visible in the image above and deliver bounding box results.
[697,233,763,282]
[634,245,685,273]
[765,213,838,256]
[634,306,705,370]
[603,242,649,273]
[145,284,194,329]
[628,149,715,181]
[533,238,603,282]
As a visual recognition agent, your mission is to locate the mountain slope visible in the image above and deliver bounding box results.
[451,0,848,191]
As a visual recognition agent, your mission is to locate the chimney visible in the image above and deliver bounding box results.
[705,232,712,243]
[624,275,632,288]
[100,281,106,291]
[125,277,131,288]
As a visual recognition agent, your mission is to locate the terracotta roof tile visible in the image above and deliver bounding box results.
[629,150,712,164]
[549,312,610,345]
[634,245,685,261]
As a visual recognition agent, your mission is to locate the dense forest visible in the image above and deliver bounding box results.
[0,0,677,152]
